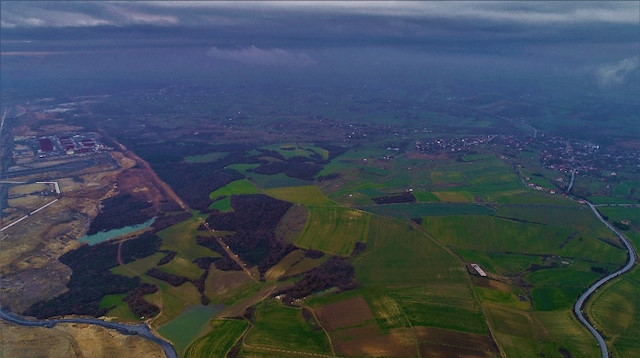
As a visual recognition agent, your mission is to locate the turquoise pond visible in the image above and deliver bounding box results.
[78,217,155,245]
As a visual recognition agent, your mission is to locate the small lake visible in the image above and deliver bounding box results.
[78,217,155,245]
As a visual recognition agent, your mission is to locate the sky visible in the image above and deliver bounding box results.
[1,1,638,98]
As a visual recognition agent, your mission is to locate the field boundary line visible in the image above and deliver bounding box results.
[303,304,337,357]
[413,221,508,358]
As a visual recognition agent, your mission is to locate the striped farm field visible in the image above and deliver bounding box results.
[295,207,371,255]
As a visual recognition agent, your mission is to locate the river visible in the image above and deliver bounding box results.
[0,309,177,358]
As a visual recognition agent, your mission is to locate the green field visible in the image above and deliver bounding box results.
[264,185,335,206]
[157,254,205,280]
[432,190,475,202]
[157,304,225,356]
[423,215,572,254]
[493,190,579,205]
[597,206,640,227]
[533,310,601,358]
[111,253,164,278]
[295,207,371,255]
[496,205,616,236]
[360,203,494,219]
[587,267,640,358]
[100,294,140,322]
[208,179,261,211]
[430,156,523,197]
[613,180,639,198]
[525,268,601,311]
[413,191,441,202]
[209,179,260,199]
[158,216,219,263]
[476,287,529,310]
[485,305,600,358]
[587,196,638,205]
[185,319,249,358]
[355,216,465,285]
[244,299,331,354]
[388,285,486,334]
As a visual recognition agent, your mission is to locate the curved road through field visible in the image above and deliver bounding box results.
[0,309,177,358]
[574,202,637,358]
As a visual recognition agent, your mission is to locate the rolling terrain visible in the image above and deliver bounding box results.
[1,84,637,358]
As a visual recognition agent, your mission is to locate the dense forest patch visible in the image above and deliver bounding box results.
[87,193,154,234]
[275,256,357,305]
[206,194,295,276]
[154,164,244,210]
[24,233,162,319]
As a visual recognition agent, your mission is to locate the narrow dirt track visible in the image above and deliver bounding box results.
[201,221,258,282]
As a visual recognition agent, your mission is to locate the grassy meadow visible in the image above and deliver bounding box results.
[295,207,371,255]
[587,267,640,358]
[185,319,249,358]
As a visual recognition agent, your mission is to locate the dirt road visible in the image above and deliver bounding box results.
[101,132,189,211]
[201,221,258,282]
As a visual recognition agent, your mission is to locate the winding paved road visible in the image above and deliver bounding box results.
[0,309,177,358]
[573,202,637,358]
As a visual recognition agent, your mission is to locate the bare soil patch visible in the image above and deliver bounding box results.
[471,277,513,292]
[316,297,416,357]
[414,326,497,358]
[315,296,374,331]
[332,326,416,358]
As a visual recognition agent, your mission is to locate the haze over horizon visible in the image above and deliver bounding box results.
[2,1,638,100]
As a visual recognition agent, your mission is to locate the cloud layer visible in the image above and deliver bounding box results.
[596,57,640,87]
[1,1,638,28]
